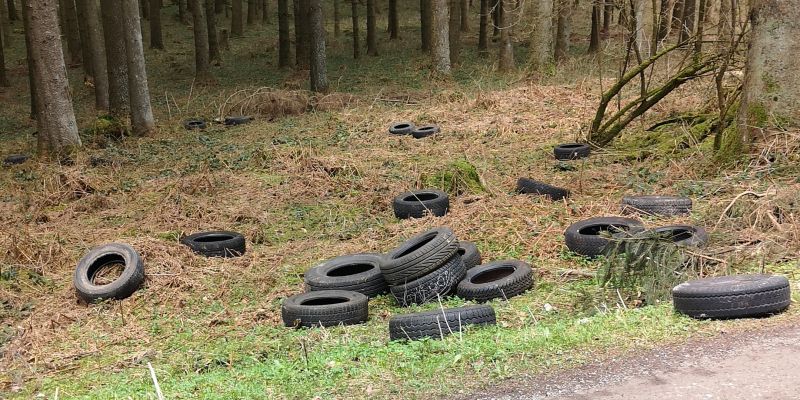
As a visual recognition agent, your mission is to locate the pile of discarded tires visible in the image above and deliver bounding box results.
[388,121,441,139]
[282,226,534,341]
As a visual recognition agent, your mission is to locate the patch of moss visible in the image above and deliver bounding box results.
[422,159,486,196]
[746,102,769,128]
[714,125,747,165]
[82,115,129,144]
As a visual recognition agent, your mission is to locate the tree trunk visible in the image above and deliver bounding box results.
[60,0,82,65]
[420,0,432,51]
[460,0,468,31]
[497,0,513,71]
[216,0,224,13]
[247,0,255,24]
[588,0,601,53]
[21,0,36,118]
[678,0,694,44]
[737,0,800,145]
[293,0,310,67]
[366,0,377,55]
[262,0,269,23]
[717,0,731,47]
[27,0,81,154]
[530,0,553,71]
[431,0,450,73]
[75,0,93,77]
[1,2,10,40]
[191,0,213,81]
[308,0,327,92]
[692,0,706,54]
[0,21,8,87]
[492,0,501,36]
[333,0,340,36]
[278,0,290,66]
[555,0,573,61]
[206,0,219,62]
[633,0,647,55]
[150,0,164,49]
[478,0,487,53]
[121,0,155,136]
[101,0,129,116]
[7,0,17,20]
[178,0,189,24]
[654,0,673,51]
[232,0,243,36]
[388,0,398,39]
[602,0,611,34]
[448,0,460,65]
[76,0,109,111]
[351,0,360,58]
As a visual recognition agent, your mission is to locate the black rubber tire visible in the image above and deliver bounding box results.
[281,290,369,328]
[184,119,207,130]
[393,189,450,219]
[564,217,645,257]
[304,253,388,298]
[458,241,482,270]
[516,178,570,201]
[389,305,496,341]
[180,231,246,258]
[621,195,692,216]
[381,227,459,286]
[554,143,591,160]
[411,124,441,139]
[73,243,145,303]
[224,116,253,126]
[389,254,467,307]
[389,121,415,135]
[636,225,708,248]
[672,275,791,319]
[4,154,29,165]
[457,260,534,302]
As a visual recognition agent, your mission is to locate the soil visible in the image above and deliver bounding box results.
[463,317,800,400]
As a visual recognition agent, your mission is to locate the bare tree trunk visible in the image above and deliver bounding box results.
[0,2,10,40]
[692,0,706,54]
[654,0,673,52]
[717,0,731,47]
[61,0,82,65]
[262,0,269,23]
[633,0,647,55]
[232,0,243,36]
[678,0,694,44]
[478,0,487,53]
[101,0,129,116]
[602,0,611,35]
[460,0,469,31]
[121,0,155,136]
[191,0,213,82]
[76,0,108,111]
[448,0,460,65]
[497,0,513,71]
[215,0,224,13]
[431,0,450,73]
[278,0,290,66]
[388,0,398,39]
[206,0,219,62]
[247,0,255,24]
[21,0,36,118]
[351,0,360,58]
[588,0,601,53]
[6,0,17,20]
[737,0,800,146]
[308,0,327,92]
[178,0,189,24]
[75,0,93,76]
[420,0,432,51]
[530,0,553,71]
[293,0,310,67]
[366,0,377,55]
[0,21,8,87]
[27,0,81,154]
[150,0,164,49]
[333,0,340,36]
[555,0,573,61]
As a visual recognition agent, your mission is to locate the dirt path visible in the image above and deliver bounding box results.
[464,319,800,400]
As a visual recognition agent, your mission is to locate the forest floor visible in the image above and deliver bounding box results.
[2,3,800,399]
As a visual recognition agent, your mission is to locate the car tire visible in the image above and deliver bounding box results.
[389,254,466,307]
[393,189,450,219]
[389,121,415,135]
[457,260,534,302]
[282,290,369,328]
[411,124,441,139]
[381,227,459,285]
[516,178,570,201]
[672,275,791,319]
[389,305,496,341]
[73,243,145,303]
[554,143,590,160]
[458,241,482,269]
[564,217,645,257]
[621,195,692,216]
[304,253,388,298]
[181,231,246,258]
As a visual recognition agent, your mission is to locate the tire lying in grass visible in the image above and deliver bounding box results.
[389,305,496,341]
[224,116,252,126]
[458,241,482,269]
[411,124,441,139]
[181,231,246,258]
[516,178,570,201]
[73,243,145,303]
[389,121,415,135]
[393,189,450,219]
[564,217,645,257]
[389,254,466,306]
[304,253,388,298]
[672,275,791,319]
[621,195,692,216]
[4,154,29,166]
[282,290,369,328]
[636,225,708,248]
[457,260,533,302]
[184,119,207,130]
[381,227,459,285]
[554,143,591,160]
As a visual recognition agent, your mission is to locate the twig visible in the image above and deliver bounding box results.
[147,362,165,400]
[714,189,773,227]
